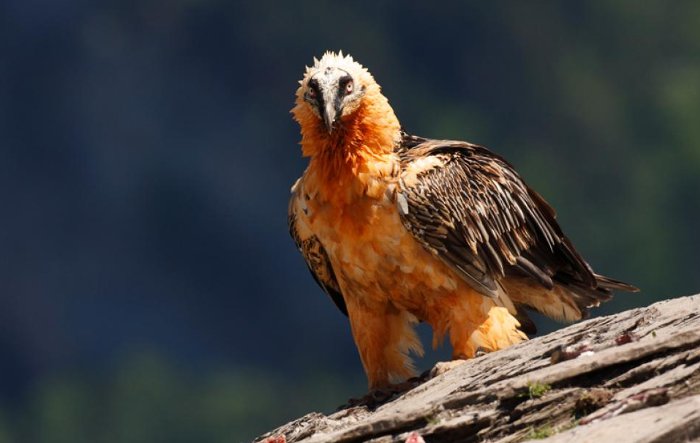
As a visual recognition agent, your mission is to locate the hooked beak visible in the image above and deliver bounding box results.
[322,101,337,134]
[320,86,343,133]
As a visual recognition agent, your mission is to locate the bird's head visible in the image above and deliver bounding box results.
[292,51,400,159]
[294,51,372,134]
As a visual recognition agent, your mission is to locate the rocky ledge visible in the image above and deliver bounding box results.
[258,294,700,443]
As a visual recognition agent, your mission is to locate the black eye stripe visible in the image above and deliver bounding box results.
[306,78,325,110]
[307,79,321,98]
[337,75,353,96]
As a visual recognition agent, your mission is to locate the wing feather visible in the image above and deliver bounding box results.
[288,180,347,316]
[396,133,637,316]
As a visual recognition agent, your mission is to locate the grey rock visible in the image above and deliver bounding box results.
[258,294,700,443]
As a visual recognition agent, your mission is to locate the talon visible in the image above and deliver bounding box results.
[475,347,489,357]
[429,359,468,378]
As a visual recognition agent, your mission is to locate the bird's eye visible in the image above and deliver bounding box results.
[345,80,354,95]
[307,79,319,100]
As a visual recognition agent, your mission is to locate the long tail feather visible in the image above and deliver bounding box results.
[595,274,640,292]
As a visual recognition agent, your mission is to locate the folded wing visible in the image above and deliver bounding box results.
[288,180,347,316]
[396,133,637,321]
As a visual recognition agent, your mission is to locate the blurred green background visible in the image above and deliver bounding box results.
[1,1,699,442]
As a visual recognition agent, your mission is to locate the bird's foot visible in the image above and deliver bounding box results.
[344,378,421,409]
[429,359,467,378]
[429,348,489,379]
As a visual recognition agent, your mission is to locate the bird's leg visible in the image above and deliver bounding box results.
[423,291,487,359]
[427,319,479,379]
[346,299,423,391]
[433,289,526,359]
[430,301,527,380]
[423,289,494,378]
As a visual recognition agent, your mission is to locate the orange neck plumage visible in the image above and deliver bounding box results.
[292,82,401,203]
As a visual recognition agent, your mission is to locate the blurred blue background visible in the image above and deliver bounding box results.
[1,1,699,441]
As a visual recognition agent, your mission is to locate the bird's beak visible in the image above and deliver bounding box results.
[322,101,337,134]
[320,84,344,133]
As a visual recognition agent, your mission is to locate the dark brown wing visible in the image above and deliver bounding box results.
[396,133,637,317]
[288,180,347,316]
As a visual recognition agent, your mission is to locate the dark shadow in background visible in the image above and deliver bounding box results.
[1,1,699,441]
